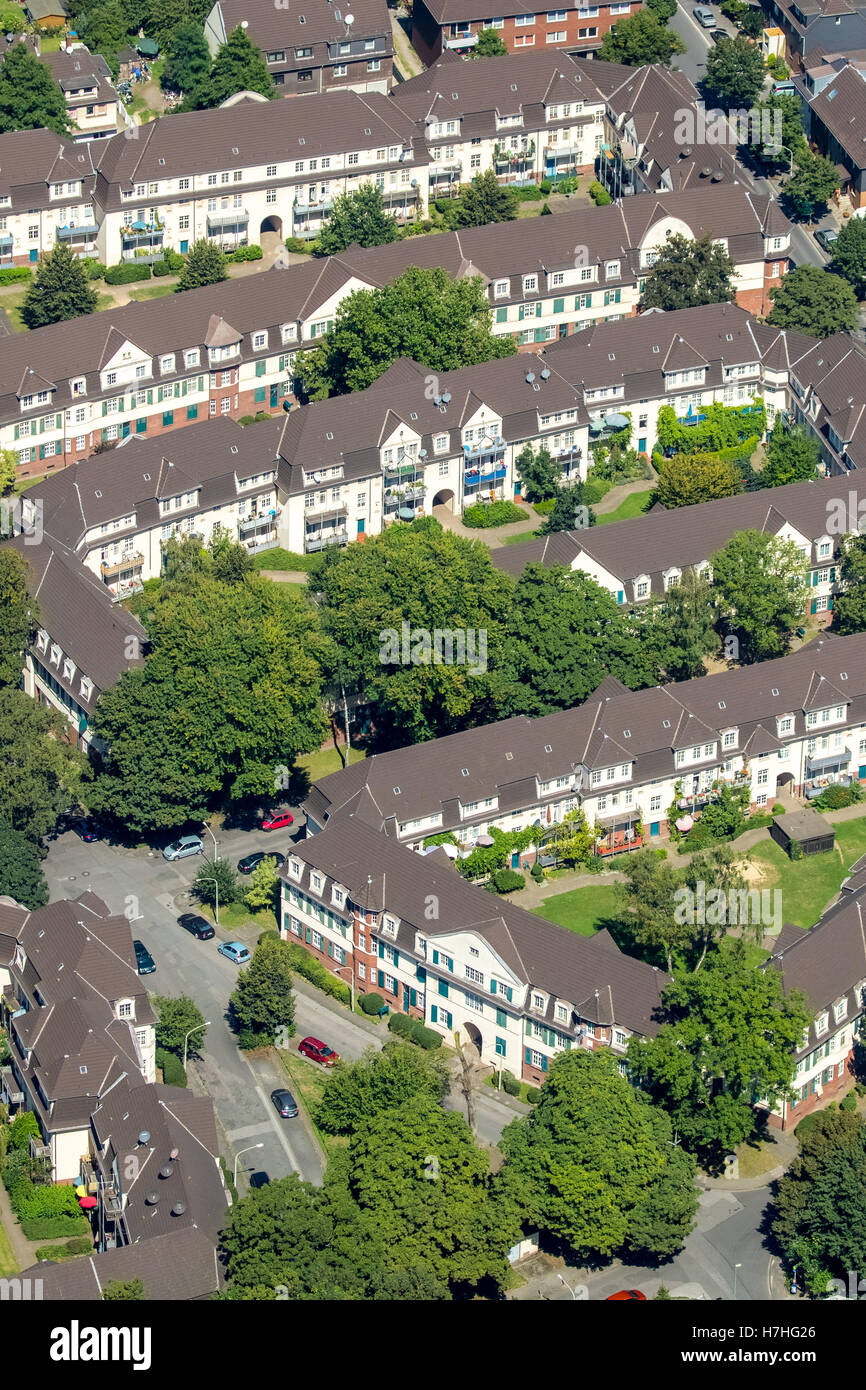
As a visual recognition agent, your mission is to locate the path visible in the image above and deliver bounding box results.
[391,13,425,79]
[258,569,308,584]
[432,503,541,548]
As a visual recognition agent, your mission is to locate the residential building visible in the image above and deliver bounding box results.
[24,0,68,27]
[411,0,643,65]
[20,1226,223,1300]
[90,90,425,261]
[0,893,157,1183]
[204,0,394,95]
[765,884,866,1128]
[304,632,866,853]
[278,818,668,1083]
[0,185,793,480]
[797,57,866,209]
[763,0,866,70]
[8,532,146,747]
[40,44,120,142]
[0,129,98,268]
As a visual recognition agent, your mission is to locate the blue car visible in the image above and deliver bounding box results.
[218,941,252,965]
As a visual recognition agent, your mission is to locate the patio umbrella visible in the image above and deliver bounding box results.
[75,1185,86,1198]
[675,815,694,832]
[476,833,495,847]
[79,1195,98,1209]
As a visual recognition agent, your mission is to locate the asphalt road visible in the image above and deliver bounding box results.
[43,818,520,1184]
[671,1,738,87]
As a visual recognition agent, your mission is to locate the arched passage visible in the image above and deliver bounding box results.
[432,488,456,513]
[259,215,284,261]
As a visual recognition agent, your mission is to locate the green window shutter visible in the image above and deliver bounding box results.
[254,387,266,404]
[118,397,125,413]
[377,969,385,988]
[828,596,834,611]
[534,327,545,343]
[496,307,507,322]
[541,1056,548,1072]
[432,949,439,964]
[136,418,146,433]
[416,964,426,982]
[524,1047,532,1065]
[496,1009,506,1028]
[327,940,334,958]
[304,926,311,944]
[810,598,817,615]
[811,570,819,587]
[535,302,542,318]
[445,1011,452,1029]
[255,359,266,377]
[198,376,204,391]
[147,390,153,404]
[102,401,108,416]
[186,405,197,420]
[13,425,18,440]
[553,297,564,313]
[438,980,448,998]
[490,979,497,995]
[410,988,417,1008]
[378,940,385,958]
[393,950,399,968]
[55,413,61,429]
[506,987,513,1003]
[431,1005,438,1023]
[38,444,45,461]
[830,566,836,581]
[614,289,621,304]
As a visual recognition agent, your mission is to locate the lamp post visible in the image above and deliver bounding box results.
[201,822,219,858]
[233,1142,264,1187]
[183,1021,210,1070]
[199,877,219,924]
[557,1273,579,1300]
[732,1262,743,1300]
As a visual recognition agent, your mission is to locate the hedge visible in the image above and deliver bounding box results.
[257,929,280,945]
[462,501,526,528]
[84,260,107,281]
[0,266,31,284]
[525,1086,542,1104]
[104,262,151,284]
[14,1184,81,1220]
[20,1214,90,1240]
[359,992,384,1015]
[387,1013,442,1049]
[285,236,315,254]
[287,942,350,1005]
[589,180,611,206]
[156,1047,187,1088]
[493,867,525,893]
[499,1071,521,1096]
[229,243,263,262]
[36,1236,93,1263]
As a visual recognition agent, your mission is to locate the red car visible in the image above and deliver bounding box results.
[262,809,294,831]
[298,1036,339,1067]
[606,1290,647,1301]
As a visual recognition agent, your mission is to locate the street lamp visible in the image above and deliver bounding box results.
[732,1262,743,1300]
[183,1021,210,1069]
[198,877,220,924]
[335,968,355,1013]
[763,143,794,177]
[233,1142,264,1187]
[557,1273,579,1300]
[201,822,219,858]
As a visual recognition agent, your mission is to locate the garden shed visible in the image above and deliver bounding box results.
[770,809,835,858]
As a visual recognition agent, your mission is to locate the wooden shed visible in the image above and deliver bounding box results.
[770,809,835,858]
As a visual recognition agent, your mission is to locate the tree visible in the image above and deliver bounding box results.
[540,806,596,868]
[446,169,519,229]
[695,779,751,842]
[783,148,840,222]
[243,855,280,913]
[703,34,765,110]
[616,849,691,972]
[186,25,275,108]
[0,447,15,496]
[538,481,596,534]
[639,232,736,312]
[0,547,35,689]
[833,533,866,635]
[648,566,720,682]
[230,936,296,1048]
[598,10,685,66]
[311,518,513,746]
[175,238,228,293]
[315,1042,450,1136]
[710,529,810,663]
[20,243,98,330]
[497,1050,697,1261]
[0,45,70,136]
[748,92,806,170]
[829,215,866,299]
[761,419,820,487]
[192,856,238,910]
[153,994,207,1058]
[0,2,25,31]
[629,943,808,1159]
[0,826,48,909]
[103,1279,147,1300]
[315,185,399,257]
[7,1110,41,1151]
[142,0,197,48]
[207,527,254,583]
[645,0,677,17]
[77,1,129,73]
[471,27,508,56]
[295,267,516,400]
[501,564,659,717]
[772,1110,866,1295]
[767,265,858,337]
[654,451,743,508]
[89,575,327,834]
[162,20,211,94]
[0,689,85,843]
[680,844,749,969]
[515,443,560,502]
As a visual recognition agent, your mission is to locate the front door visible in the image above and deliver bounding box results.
[269,384,278,408]
[402,986,410,1013]
[29,248,38,263]
[180,239,188,254]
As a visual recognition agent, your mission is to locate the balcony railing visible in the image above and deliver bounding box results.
[57,223,99,241]
[0,1064,24,1106]
[305,529,348,552]
[293,197,333,214]
[444,30,478,46]
[805,773,852,798]
[207,211,248,232]
[101,551,143,578]
[806,748,851,774]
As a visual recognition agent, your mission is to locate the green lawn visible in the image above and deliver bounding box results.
[126,284,175,303]
[295,745,366,783]
[251,548,316,572]
[499,527,542,546]
[745,813,866,929]
[596,487,655,525]
[0,1215,18,1278]
[533,882,620,936]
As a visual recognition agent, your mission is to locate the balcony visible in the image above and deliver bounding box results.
[293,197,333,215]
[805,774,852,798]
[806,748,851,775]
[444,30,478,46]
[0,1064,24,1106]
[100,551,144,579]
[207,210,248,233]
[305,528,348,552]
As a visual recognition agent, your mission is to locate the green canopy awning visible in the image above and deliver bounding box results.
[136,38,159,56]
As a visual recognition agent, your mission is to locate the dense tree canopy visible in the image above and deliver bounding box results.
[183,25,275,108]
[161,20,211,94]
[153,994,208,1058]
[0,46,70,137]
[315,185,400,256]
[175,239,228,292]
[598,10,685,66]
[639,233,736,312]
[315,1043,450,1137]
[0,690,86,843]
[471,28,508,56]
[444,169,519,228]
[0,826,49,910]
[767,265,858,337]
[703,34,765,110]
[772,1109,866,1295]
[710,529,810,663]
[761,419,820,488]
[0,547,34,690]
[497,1050,698,1261]
[20,244,99,330]
[295,268,516,399]
[829,215,866,299]
[654,451,743,508]
[229,937,296,1050]
[783,148,841,222]
[648,567,721,682]
[832,533,866,635]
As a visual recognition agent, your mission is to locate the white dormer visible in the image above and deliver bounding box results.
[530,988,548,1014]
[331,883,346,910]
[663,568,681,590]
[381,912,399,939]
[116,998,134,1020]
[675,741,717,768]
[776,713,794,738]
[805,704,847,729]
[815,1010,829,1035]
[721,727,739,749]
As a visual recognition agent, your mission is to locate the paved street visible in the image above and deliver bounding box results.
[671,1,737,87]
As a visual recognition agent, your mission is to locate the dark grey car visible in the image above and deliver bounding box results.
[271,1088,299,1118]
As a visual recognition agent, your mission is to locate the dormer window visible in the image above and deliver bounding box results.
[722,729,738,748]
[80,676,93,702]
[532,993,545,1011]
[834,998,847,1022]
[310,872,323,893]
[71,377,86,397]
[289,858,301,878]
[494,280,509,297]
[816,1011,829,1035]
[184,349,200,369]
[62,658,76,681]
[117,1001,133,1019]
[806,705,846,728]
[160,355,175,373]
[605,260,620,278]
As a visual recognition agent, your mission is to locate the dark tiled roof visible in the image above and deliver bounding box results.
[767,885,866,1049]
[806,63,866,170]
[20,1226,222,1301]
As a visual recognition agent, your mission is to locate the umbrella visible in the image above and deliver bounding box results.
[75,1184,86,1198]
[439,843,459,859]
[79,1195,98,1209]
[476,833,495,847]
[675,816,694,833]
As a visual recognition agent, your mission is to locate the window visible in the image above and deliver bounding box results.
[367,59,381,71]
[465,965,484,984]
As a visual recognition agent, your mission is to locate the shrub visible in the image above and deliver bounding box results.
[790,840,804,860]
[15,1185,81,1220]
[795,1109,829,1140]
[493,868,525,893]
[0,266,31,284]
[461,501,526,528]
[772,803,786,815]
[7,1111,40,1151]
[359,992,384,1015]
[286,943,350,1005]
[257,929,280,945]
[284,236,313,254]
[413,1023,443,1050]
[156,1047,187,1088]
[530,862,545,882]
[104,262,151,285]
[499,1071,520,1096]
[388,1012,413,1039]
[84,260,106,280]
[533,497,556,515]
[746,813,774,831]
[812,783,862,810]
[237,1028,261,1051]
[151,259,173,276]
[525,1086,542,1103]
[229,243,263,262]
[840,1089,858,1113]
[516,184,545,201]
[20,1215,90,1240]
[589,180,612,206]
[36,1235,93,1262]
[581,477,611,504]
[539,177,552,194]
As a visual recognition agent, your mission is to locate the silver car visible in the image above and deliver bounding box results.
[162,834,204,861]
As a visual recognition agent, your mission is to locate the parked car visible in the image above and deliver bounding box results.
[237,850,286,874]
[133,939,156,975]
[298,1036,339,1067]
[71,817,101,842]
[271,1088,299,1118]
[261,810,294,832]
[162,834,204,861]
[693,5,716,26]
[177,913,215,940]
[709,27,728,42]
[606,1289,647,1301]
[815,227,839,254]
[772,79,796,95]
[218,941,252,965]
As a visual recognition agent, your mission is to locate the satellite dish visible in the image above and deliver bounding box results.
[171,1201,187,1216]
[525,372,536,383]
[146,1191,160,1204]
[159,1165,174,1179]
[441,392,451,403]
[241,18,248,25]
[137,1131,150,1145]
[540,368,551,380]
[418,448,427,457]
[345,12,354,24]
